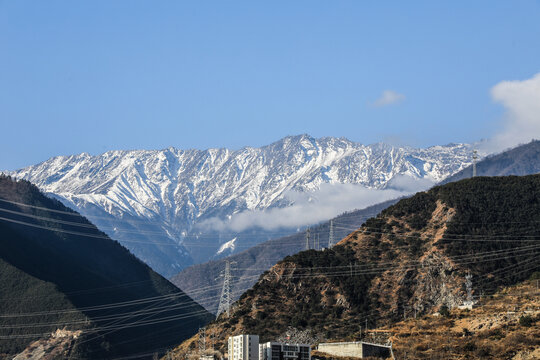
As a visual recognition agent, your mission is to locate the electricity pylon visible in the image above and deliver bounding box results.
[472,150,478,177]
[305,228,311,250]
[217,260,234,316]
[198,327,206,354]
[328,220,335,248]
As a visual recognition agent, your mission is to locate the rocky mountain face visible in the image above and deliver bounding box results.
[0,176,212,359]
[7,135,475,276]
[167,175,540,358]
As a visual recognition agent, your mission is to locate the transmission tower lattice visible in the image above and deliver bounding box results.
[472,150,478,177]
[328,220,335,248]
[198,327,206,354]
[217,260,234,317]
[465,272,473,303]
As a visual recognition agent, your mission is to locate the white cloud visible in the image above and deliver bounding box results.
[486,72,540,152]
[199,179,433,232]
[385,174,436,192]
[373,90,406,107]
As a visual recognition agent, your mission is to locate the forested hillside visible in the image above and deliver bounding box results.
[0,175,212,359]
[169,175,540,358]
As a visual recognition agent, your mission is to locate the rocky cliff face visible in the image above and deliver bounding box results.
[12,329,82,360]
[7,135,475,276]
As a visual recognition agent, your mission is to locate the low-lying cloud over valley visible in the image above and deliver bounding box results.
[199,177,434,232]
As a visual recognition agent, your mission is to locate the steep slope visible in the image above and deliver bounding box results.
[382,279,539,359]
[7,135,475,276]
[310,279,539,360]
[168,175,540,358]
[0,257,89,358]
[442,140,540,183]
[171,199,400,314]
[0,175,213,359]
[173,140,540,315]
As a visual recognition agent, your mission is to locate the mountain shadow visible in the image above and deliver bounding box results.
[0,175,213,359]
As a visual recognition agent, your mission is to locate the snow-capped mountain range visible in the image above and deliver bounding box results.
[6,135,478,277]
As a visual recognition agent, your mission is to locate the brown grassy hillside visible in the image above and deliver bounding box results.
[386,280,539,359]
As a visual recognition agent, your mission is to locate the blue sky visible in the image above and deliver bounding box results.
[1,1,540,170]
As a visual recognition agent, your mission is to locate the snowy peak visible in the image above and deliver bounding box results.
[7,135,478,276]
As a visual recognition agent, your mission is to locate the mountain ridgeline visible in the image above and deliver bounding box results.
[0,175,212,359]
[7,135,475,276]
[442,140,540,183]
[169,175,540,358]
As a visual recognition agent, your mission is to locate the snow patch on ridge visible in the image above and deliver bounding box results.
[216,238,237,256]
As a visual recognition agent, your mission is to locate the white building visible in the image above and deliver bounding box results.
[228,335,259,360]
[259,342,311,360]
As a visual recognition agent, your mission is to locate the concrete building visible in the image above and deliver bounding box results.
[458,300,476,310]
[317,341,393,359]
[259,342,311,360]
[228,335,260,360]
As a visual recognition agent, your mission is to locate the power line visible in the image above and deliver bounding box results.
[3,245,536,324]
[472,149,478,177]
[5,199,540,248]
[4,205,535,253]
[1,253,537,342]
